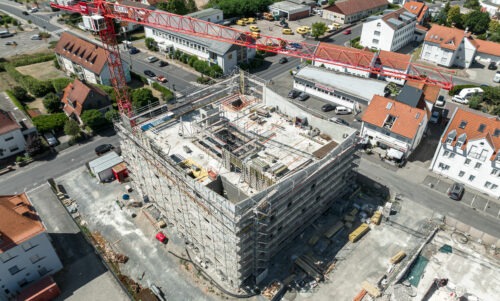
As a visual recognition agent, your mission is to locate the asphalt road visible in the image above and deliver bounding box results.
[0,2,60,32]
[324,23,363,46]
[358,157,500,237]
[253,56,301,80]
[0,132,120,195]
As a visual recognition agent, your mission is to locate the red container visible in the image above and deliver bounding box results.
[156,232,167,243]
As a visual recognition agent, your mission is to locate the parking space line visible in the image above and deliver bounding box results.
[483,200,490,211]
[470,195,476,207]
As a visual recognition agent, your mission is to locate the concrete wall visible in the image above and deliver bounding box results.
[0,232,63,300]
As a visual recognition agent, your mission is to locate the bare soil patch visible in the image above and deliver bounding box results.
[0,72,18,91]
[16,61,66,79]
[27,98,48,115]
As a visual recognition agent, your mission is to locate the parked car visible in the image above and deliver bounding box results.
[279,57,288,64]
[282,28,293,35]
[5,41,17,46]
[30,8,38,13]
[335,106,352,115]
[297,92,309,101]
[159,60,168,67]
[494,71,500,83]
[30,34,41,40]
[321,103,336,112]
[22,11,29,15]
[44,133,58,147]
[328,117,349,126]
[429,111,441,124]
[488,61,498,70]
[290,42,302,49]
[146,56,159,63]
[451,95,467,104]
[288,90,300,99]
[343,29,351,35]
[435,95,445,107]
[144,70,156,77]
[95,144,114,155]
[155,75,168,83]
[447,182,464,201]
[249,25,260,32]
[128,47,139,54]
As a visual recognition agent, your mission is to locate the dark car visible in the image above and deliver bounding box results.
[447,182,464,200]
[159,60,168,67]
[328,117,349,126]
[488,61,498,70]
[297,92,309,101]
[279,57,288,64]
[128,47,139,54]
[288,90,300,99]
[144,70,156,77]
[22,11,29,15]
[321,104,336,112]
[95,144,114,155]
[290,42,302,49]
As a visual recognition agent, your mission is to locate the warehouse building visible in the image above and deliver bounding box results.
[116,72,359,290]
[268,1,312,21]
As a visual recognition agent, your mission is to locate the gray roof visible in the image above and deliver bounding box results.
[295,67,387,101]
[89,151,123,175]
[396,85,423,108]
[186,8,223,19]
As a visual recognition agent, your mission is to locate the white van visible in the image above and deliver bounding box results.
[335,106,352,115]
[494,71,500,83]
[458,87,483,100]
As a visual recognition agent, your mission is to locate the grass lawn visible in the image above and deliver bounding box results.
[16,61,67,79]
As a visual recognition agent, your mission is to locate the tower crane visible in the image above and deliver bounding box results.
[50,0,454,126]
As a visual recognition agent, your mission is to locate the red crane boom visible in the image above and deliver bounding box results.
[51,0,453,121]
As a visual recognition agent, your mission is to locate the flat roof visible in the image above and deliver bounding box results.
[396,85,423,108]
[269,1,311,13]
[140,94,350,200]
[186,8,223,19]
[89,151,123,174]
[295,66,387,101]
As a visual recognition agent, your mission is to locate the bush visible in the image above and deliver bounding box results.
[188,55,198,67]
[151,82,174,102]
[131,71,148,84]
[197,76,213,85]
[81,109,108,130]
[11,86,29,102]
[53,57,60,69]
[145,37,158,51]
[105,109,120,122]
[51,78,72,92]
[43,93,62,113]
[64,119,81,137]
[25,78,54,97]
[448,84,478,96]
[5,90,27,113]
[131,88,159,108]
[209,65,223,78]
[32,113,68,132]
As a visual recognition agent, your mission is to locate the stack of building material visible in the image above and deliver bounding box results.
[390,250,406,264]
[371,211,382,225]
[361,281,381,298]
[348,223,370,242]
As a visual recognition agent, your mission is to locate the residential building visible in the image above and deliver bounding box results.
[403,0,429,25]
[376,50,412,85]
[0,193,63,300]
[480,0,500,17]
[406,80,441,111]
[430,108,500,199]
[0,101,36,159]
[268,1,311,21]
[293,66,388,110]
[186,8,223,23]
[361,94,428,156]
[60,79,111,125]
[116,73,359,290]
[55,32,131,86]
[360,8,417,52]
[472,38,500,64]
[322,0,389,25]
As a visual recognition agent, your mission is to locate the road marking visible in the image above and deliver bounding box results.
[483,200,490,211]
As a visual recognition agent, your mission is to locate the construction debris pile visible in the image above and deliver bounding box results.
[92,232,129,264]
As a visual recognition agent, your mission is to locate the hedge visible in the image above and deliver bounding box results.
[0,53,55,71]
[5,90,27,113]
[151,82,174,101]
[448,84,478,96]
[32,113,68,133]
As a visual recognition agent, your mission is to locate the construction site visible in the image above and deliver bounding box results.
[115,71,360,290]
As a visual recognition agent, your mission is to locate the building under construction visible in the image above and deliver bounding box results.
[116,72,359,289]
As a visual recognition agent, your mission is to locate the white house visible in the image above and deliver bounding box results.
[55,32,131,86]
[361,94,428,157]
[480,0,500,17]
[403,1,429,25]
[360,8,417,51]
[0,110,26,159]
[0,193,63,300]
[430,108,500,199]
[186,8,224,23]
[293,66,387,110]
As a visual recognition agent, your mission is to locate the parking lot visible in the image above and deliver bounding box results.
[0,27,57,57]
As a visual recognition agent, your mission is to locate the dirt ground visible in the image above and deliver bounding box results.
[0,72,18,91]
[16,61,66,79]
[27,98,48,114]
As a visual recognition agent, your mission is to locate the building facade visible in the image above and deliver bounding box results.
[430,108,500,199]
[360,8,417,52]
[61,79,111,125]
[55,32,131,86]
[0,110,26,159]
[403,0,429,25]
[361,95,428,156]
[480,0,500,17]
[322,0,389,24]
[116,75,359,290]
[0,193,63,300]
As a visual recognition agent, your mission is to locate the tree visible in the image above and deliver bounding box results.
[51,78,72,92]
[464,0,480,9]
[11,86,29,102]
[81,109,108,130]
[105,109,120,122]
[328,0,336,5]
[158,0,189,15]
[488,20,500,42]
[43,93,61,113]
[131,88,159,109]
[208,0,274,18]
[463,10,490,34]
[443,2,451,14]
[32,113,68,132]
[311,22,328,40]
[145,37,158,51]
[25,134,44,156]
[186,0,197,13]
[64,119,81,137]
[447,6,462,27]
[468,95,482,110]
[208,65,223,78]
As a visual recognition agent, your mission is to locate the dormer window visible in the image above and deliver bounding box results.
[383,115,397,129]
[446,130,456,144]
[456,133,466,148]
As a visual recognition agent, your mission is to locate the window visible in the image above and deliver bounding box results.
[484,182,492,188]
[18,279,28,288]
[458,171,465,177]
[30,254,43,264]
[9,146,19,152]
[0,252,15,263]
[4,136,14,141]
[372,39,379,44]
[491,169,499,176]
[465,158,471,165]
[38,267,48,277]
[449,153,455,158]
[468,175,475,181]
[443,151,449,156]
[9,265,21,275]
[474,162,482,169]
[22,241,37,252]
[492,184,499,190]
[478,124,486,132]
[459,121,467,129]
[438,163,450,170]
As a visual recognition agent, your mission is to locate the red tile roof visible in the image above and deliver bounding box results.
[403,1,428,23]
[315,43,375,67]
[61,79,107,118]
[471,39,500,57]
[424,24,470,51]
[55,32,108,75]
[362,95,426,139]
[406,80,441,103]
[378,50,411,70]
[0,193,45,252]
[0,109,20,135]
[325,0,389,16]
[441,108,500,160]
